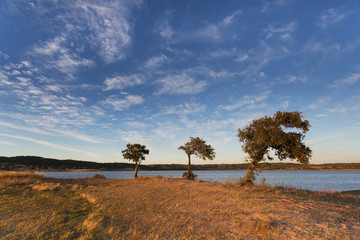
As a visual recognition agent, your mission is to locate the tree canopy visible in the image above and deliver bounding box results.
[238,111,312,184]
[178,137,215,179]
[122,143,150,178]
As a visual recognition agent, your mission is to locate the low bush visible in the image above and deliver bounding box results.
[182,171,198,180]
[92,174,106,179]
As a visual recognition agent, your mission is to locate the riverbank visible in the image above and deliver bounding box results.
[1,172,360,239]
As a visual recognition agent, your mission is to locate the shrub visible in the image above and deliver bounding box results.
[92,174,106,179]
[182,171,198,180]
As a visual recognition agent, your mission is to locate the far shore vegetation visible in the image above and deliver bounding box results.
[1,155,360,172]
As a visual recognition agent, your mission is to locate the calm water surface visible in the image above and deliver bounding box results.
[41,170,360,192]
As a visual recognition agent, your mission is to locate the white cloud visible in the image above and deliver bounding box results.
[198,24,221,39]
[73,0,143,63]
[32,36,95,74]
[45,85,63,92]
[223,10,242,25]
[263,22,297,40]
[318,8,350,29]
[144,55,169,69]
[308,96,331,110]
[104,74,144,90]
[157,10,175,39]
[282,74,307,83]
[331,73,360,87]
[156,73,207,95]
[0,133,101,158]
[0,121,49,135]
[33,36,65,56]
[209,48,238,58]
[125,121,148,128]
[28,0,142,65]
[102,95,144,111]
[197,10,242,40]
[0,50,10,59]
[0,120,103,144]
[235,54,249,62]
[155,103,206,117]
[307,132,350,145]
[0,140,15,145]
[217,91,270,111]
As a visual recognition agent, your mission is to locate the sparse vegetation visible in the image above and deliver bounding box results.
[1,171,359,239]
[238,111,312,184]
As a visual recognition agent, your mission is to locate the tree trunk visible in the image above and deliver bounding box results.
[134,162,139,178]
[187,154,191,179]
[244,159,259,184]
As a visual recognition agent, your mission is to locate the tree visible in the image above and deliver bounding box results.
[122,143,150,178]
[237,111,312,184]
[178,137,215,180]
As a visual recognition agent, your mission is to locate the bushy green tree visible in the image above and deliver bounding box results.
[178,137,215,180]
[122,143,150,178]
[237,111,312,184]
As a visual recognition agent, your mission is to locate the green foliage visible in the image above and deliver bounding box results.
[178,137,215,161]
[182,171,198,180]
[122,143,150,164]
[178,137,215,180]
[122,143,150,178]
[238,111,312,183]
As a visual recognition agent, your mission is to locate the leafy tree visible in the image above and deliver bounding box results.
[122,143,150,178]
[178,137,215,180]
[237,111,312,184]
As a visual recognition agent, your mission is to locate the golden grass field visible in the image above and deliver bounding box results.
[1,171,360,239]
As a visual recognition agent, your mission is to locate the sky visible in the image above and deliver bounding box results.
[0,0,360,165]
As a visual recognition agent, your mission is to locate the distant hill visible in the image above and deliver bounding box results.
[1,156,360,171]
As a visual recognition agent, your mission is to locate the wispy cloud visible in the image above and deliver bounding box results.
[307,132,350,145]
[26,0,143,66]
[263,22,297,40]
[331,73,360,88]
[196,10,242,40]
[0,133,101,158]
[156,73,207,95]
[0,121,56,136]
[154,103,206,117]
[280,74,307,84]
[104,74,144,90]
[102,95,144,111]
[317,8,350,29]
[223,10,242,25]
[217,91,270,111]
[0,140,15,145]
[308,96,331,110]
[32,36,95,74]
[156,9,175,39]
[76,0,142,63]
[0,50,10,59]
[0,120,104,144]
[144,55,169,69]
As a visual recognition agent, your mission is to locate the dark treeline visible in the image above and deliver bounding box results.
[1,156,360,171]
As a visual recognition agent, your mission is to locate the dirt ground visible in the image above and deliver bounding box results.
[1,172,360,239]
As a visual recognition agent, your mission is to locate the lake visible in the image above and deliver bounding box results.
[41,170,360,192]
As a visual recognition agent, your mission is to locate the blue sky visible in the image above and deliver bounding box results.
[0,0,359,165]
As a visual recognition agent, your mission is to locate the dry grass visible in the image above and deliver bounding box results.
[1,172,360,239]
